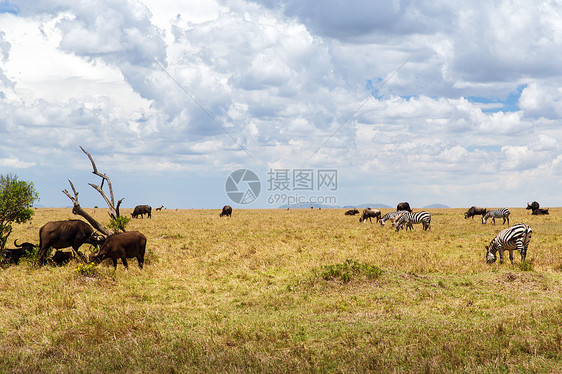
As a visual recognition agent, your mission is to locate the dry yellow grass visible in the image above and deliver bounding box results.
[0,207,561,373]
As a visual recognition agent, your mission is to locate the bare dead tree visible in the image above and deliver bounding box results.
[62,146,125,236]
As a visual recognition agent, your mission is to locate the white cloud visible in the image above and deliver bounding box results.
[2,1,562,208]
[0,157,35,168]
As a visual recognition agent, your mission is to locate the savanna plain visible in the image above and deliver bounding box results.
[1,207,561,373]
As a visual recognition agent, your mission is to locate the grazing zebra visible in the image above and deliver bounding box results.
[392,211,431,231]
[379,211,408,226]
[486,223,532,264]
[482,208,510,225]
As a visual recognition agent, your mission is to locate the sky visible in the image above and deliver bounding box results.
[1,0,562,209]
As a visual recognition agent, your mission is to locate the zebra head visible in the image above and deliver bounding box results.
[485,243,497,264]
[392,213,407,232]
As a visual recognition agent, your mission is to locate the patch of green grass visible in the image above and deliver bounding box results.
[319,258,384,282]
[519,259,534,271]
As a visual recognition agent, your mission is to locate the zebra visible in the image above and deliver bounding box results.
[482,208,510,225]
[392,211,431,231]
[379,211,408,226]
[486,223,532,264]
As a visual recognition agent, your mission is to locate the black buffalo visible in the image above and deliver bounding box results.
[396,202,412,212]
[1,239,36,264]
[90,231,147,270]
[526,201,540,211]
[532,208,549,215]
[220,205,233,217]
[38,220,103,266]
[51,250,73,266]
[359,208,382,223]
[131,205,152,219]
[464,206,487,219]
[345,209,359,216]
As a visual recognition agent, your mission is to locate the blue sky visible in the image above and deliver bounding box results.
[1,0,562,209]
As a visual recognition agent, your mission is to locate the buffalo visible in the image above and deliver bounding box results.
[359,208,381,223]
[1,239,36,264]
[532,208,549,215]
[464,206,487,219]
[345,209,360,216]
[526,201,540,211]
[51,250,73,266]
[131,205,152,219]
[220,205,233,217]
[38,220,103,266]
[90,231,147,270]
[396,202,412,212]
[14,239,36,254]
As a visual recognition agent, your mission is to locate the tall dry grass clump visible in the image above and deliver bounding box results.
[0,207,560,373]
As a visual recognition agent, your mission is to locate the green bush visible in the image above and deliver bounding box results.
[320,259,384,283]
[107,215,131,233]
[74,263,100,277]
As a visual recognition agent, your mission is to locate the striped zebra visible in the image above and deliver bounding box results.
[379,211,408,226]
[486,223,532,264]
[392,211,431,231]
[482,208,510,225]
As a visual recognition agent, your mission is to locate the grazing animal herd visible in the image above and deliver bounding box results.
[346,201,551,265]
[1,204,159,269]
[0,201,549,268]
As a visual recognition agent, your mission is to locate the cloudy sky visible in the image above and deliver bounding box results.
[1,0,562,209]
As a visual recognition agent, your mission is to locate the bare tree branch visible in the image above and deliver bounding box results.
[80,146,116,207]
[62,146,126,235]
[63,180,111,236]
[88,183,117,218]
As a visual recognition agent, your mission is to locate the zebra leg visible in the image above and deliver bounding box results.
[518,239,526,262]
[498,246,504,264]
[508,250,514,264]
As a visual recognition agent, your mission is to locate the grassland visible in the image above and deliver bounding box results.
[0,207,561,373]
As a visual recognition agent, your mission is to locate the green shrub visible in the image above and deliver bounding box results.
[74,262,100,277]
[107,215,131,233]
[320,259,384,283]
